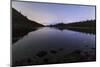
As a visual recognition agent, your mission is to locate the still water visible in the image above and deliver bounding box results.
[12,27,96,66]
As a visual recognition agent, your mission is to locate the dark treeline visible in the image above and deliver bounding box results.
[12,8,44,43]
[66,20,96,28]
[48,20,96,28]
[47,20,96,34]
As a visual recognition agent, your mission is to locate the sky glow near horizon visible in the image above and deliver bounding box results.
[12,1,95,25]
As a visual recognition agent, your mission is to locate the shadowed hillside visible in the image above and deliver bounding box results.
[12,8,44,43]
[12,8,44,28]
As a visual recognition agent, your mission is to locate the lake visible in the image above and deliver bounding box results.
[12,27,96,66]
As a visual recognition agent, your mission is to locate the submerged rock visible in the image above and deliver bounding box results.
[50,50,57,54]
[59,48,64,51]
[36,51,47,57]
[43,58,49,63]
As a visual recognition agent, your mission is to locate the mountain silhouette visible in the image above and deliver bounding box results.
[12,8,44,28]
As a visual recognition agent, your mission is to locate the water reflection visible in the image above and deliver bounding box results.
[12,27,96,66]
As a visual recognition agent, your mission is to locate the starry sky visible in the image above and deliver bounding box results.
[12,1,95,25]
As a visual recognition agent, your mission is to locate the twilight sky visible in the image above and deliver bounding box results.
[12,1,95,25]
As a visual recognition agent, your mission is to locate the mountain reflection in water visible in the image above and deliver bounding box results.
[12,27,96,66]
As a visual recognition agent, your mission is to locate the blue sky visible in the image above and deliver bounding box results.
[12,1,95,25]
